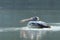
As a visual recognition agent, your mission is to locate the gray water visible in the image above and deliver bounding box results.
[0,25,60,40]
[0,0,60,40]
[19,26,60,40]
[0,27,20,40]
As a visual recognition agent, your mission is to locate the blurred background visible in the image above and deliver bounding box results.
[0,0,60,40]
[0,0,60,27]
